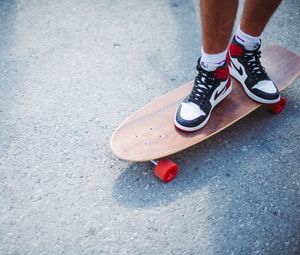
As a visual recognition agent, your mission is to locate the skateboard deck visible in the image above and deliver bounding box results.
[110,45,300,181]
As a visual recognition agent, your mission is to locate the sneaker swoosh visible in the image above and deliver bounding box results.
[214,85,226,101]
[231,59,243,76]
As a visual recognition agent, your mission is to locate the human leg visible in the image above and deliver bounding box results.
[175,0,238,131]
[200,0,238,54]
[228,0,282,104]
[240,0,282,37]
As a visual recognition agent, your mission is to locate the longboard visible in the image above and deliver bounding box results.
[110,45,300,182]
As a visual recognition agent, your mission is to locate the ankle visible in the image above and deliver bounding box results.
[235,26,261,51]
[200,48,227,71]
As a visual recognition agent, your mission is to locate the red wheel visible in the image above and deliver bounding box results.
[154,159,178,183]
[267,96,286,114]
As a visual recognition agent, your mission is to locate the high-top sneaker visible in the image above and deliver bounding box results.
[175,60,232,132]
[228,37,280,103]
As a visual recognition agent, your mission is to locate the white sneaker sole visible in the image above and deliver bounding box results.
[174,83,232,132]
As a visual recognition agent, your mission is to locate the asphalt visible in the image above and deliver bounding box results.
[0,0,299,254]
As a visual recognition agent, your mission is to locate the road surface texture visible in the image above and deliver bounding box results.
[0,0,299,254]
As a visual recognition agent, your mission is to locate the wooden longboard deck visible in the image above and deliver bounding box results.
[110,45,300,162]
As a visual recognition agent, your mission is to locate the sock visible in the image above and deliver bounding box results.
[235,26,261,51]
[200,47,227,72]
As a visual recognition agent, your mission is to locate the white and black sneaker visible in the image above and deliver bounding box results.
[175,60,232,132]
[228,37,280,104]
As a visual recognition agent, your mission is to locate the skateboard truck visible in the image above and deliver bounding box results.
[150,159,179,183]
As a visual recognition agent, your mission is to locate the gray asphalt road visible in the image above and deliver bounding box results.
[0,0,299,254]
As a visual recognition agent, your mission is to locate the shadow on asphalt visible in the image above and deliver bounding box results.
[111,1,300,250]
[112,97,298,209]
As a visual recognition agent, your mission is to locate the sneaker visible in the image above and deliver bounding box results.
[228,37,280,104]
[175,60,232,132]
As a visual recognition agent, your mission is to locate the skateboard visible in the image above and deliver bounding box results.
[110,45,300,183]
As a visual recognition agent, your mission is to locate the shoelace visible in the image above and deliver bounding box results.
[189,66,218,107]
[243,48,268,83]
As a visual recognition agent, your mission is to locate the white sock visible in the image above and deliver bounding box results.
[235,26,261,51]
[200,47,227,71]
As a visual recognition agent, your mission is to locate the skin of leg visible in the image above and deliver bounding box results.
[240,0,282,36]
[200,0,238,54]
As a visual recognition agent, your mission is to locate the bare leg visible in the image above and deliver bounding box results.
[240,0,282,36]
[200,0,238,54]
[175,1,238,131]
